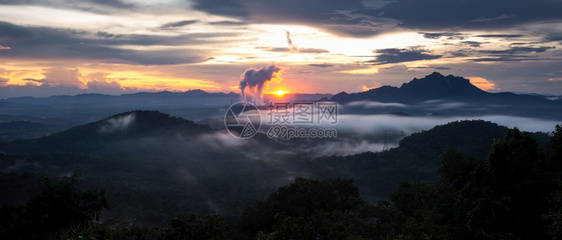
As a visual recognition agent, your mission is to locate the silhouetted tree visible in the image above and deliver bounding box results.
[168,213,232,240]
[0,173,109,239]
[239,177,375,239]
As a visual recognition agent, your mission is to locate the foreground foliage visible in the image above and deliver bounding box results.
[1,124,561,239]
[0,173,109,239]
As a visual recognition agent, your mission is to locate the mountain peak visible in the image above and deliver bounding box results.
[399,72,486,97]
[427,72,445,78]
[330,72,488,103]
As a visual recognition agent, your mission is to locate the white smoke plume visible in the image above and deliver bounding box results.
[239,65,282,105]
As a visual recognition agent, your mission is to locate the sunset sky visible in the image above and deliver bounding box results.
[1,0,562,97]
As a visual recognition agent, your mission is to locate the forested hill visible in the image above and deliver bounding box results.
[0,110,211,154]
[298,120,516,200]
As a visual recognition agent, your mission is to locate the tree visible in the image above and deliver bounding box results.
[389,182,451,240]
[544,125,562,239]
[0,173,109,239]
[239,177,375,239]
[454,128,555,239]
[168,214,232,240]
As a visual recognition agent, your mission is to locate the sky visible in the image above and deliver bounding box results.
[1,0,562,98]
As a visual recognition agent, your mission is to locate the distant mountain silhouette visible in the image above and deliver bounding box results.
[0,121,56,141]
[331,72,549,104]
[0,110,211,153]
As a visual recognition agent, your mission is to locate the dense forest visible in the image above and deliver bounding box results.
[1,120,561,239]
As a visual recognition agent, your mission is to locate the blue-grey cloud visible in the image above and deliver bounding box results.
[308,64,334,68]
[375,0,562,30]
[543,33,562,44]
[420,32,466,40]
[0,0,135,13]
[368,48,442,65]
[191,0,562,37]
[475,34,524,38]
[161,20,199,28]
[462,41,482,48]
[471,57,542,62]
[0,77,9,86]
[0,21,238,65]
[208,20,248,26]
[258,47,329,54]
[0,83,138,98]
[191,0,395,37]
[89,0,133,8]
[479,46,555,55]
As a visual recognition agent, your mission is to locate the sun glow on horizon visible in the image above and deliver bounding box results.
[266,89,290,97]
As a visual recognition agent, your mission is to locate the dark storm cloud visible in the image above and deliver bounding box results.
[544,33,562,44]
[161,20,200,28]
[191,0,394,37]
[0,0,134,12]
[368,48,442,65]
[475,34,524,38]
[471,57,541,62]
[92,30,238,46]
[433,66,452,70]
[470,14,514,23]
[375,0,562,30]
[479,46,555,55]
[0,21,237,65]
[462,41,482,48]
[192,0,562,37]
[452,45,557,62]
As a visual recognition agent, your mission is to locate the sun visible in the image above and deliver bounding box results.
[273,90,289,97]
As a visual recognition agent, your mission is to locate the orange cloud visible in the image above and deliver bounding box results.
[361,82,382,92]
[468,77,499,91]
[547,77,562,81]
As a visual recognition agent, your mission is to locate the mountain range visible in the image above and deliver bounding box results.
[332,72,562,119]
[332,72,557,105]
